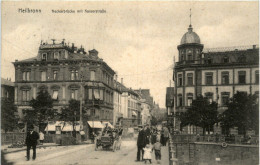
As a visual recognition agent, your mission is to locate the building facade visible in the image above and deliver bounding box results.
[1,78,15,101]
[173,24,259,133]
[113,79,124,126]
[13,40,115,126]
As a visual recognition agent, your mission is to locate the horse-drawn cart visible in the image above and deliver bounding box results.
[95,131,121,152]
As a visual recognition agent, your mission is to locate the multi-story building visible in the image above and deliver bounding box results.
[113,77,124,126]
[173,23,259,133]
[13,40,115,136]
[120,87,141,128]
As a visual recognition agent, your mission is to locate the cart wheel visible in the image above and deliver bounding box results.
[112,141,117,152]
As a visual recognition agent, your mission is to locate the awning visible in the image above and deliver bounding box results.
[102,121,114,128]
[132,111,137,116]
[87,121,104,129]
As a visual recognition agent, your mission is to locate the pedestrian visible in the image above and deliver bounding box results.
[151,128,157,144]
[136,125,146,162]
[143,144,153,164]
[39,131,44,145]
[145,125,151,144]
[160,129,164,146]
[163,126,169,146]
[25,125,39,161]
[153,138,162,164]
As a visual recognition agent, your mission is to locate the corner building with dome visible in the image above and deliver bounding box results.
[173,24,259,134]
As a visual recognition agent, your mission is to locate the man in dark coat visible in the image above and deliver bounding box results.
[25,125,39,161]
[136,126,146,161]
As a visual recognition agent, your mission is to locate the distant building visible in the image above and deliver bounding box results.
[173,23,259,134]
[1,78,14,101]
[134,89,154,125]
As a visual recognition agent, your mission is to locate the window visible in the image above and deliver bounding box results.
[255,70,259,84]
[100,89,103,100]
[178,74,183,86]
[238,71,246,84]
[94,89,100,100]
[88,89,93,100]
[53,70,58,80]
[221,92,230,106]
[223,56,229,63]
[207,57,212,64]
[71,89,78,100]
[238,55,246,63]
[71,70,78,80]
[41,71,46,81]
[187,73,193,86]
[178,95,183,107]
[205,92,213,103]
[52,90,59,100]
[22,71,30,81]
[90,71,95,81]
[187,93,193,106]
[42,53,47,61]
[221,72,229,85]
[187,54,192,61]
[54,52,59,60]
[22,90,30,102]
[205,72,213,85]
[75,70,78,80]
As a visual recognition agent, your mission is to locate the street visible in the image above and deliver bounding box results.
[4,140,169,165]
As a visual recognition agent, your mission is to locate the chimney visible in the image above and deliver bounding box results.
[115,75,118,81]
[121,78,123,84]
[253,45,256,49]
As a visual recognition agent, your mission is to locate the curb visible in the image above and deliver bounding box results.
[2,142,92,154]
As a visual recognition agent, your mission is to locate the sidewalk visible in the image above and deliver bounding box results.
[2,140,92,154]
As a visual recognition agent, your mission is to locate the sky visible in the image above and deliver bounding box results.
[1,1,259,108]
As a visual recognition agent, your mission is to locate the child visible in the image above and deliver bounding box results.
[153,139,162,164]
[143,144,153,164]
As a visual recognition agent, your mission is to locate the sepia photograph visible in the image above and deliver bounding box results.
[1,1,259,165]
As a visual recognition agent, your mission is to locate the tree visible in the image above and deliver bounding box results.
[59,99,81,137]
[1,98,19,132]
[180,95,218,135]
[23,90,56,129]
[220,92,259,136]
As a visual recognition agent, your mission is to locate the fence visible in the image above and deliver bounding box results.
[1,133,82,145]
[172,134,259,145]
[169,133,259,165]
[1,133,26,145]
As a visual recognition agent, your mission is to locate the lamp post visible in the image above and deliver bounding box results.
[80,71,84,131]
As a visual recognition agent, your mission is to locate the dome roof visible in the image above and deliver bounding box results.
[180,25,201,45]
